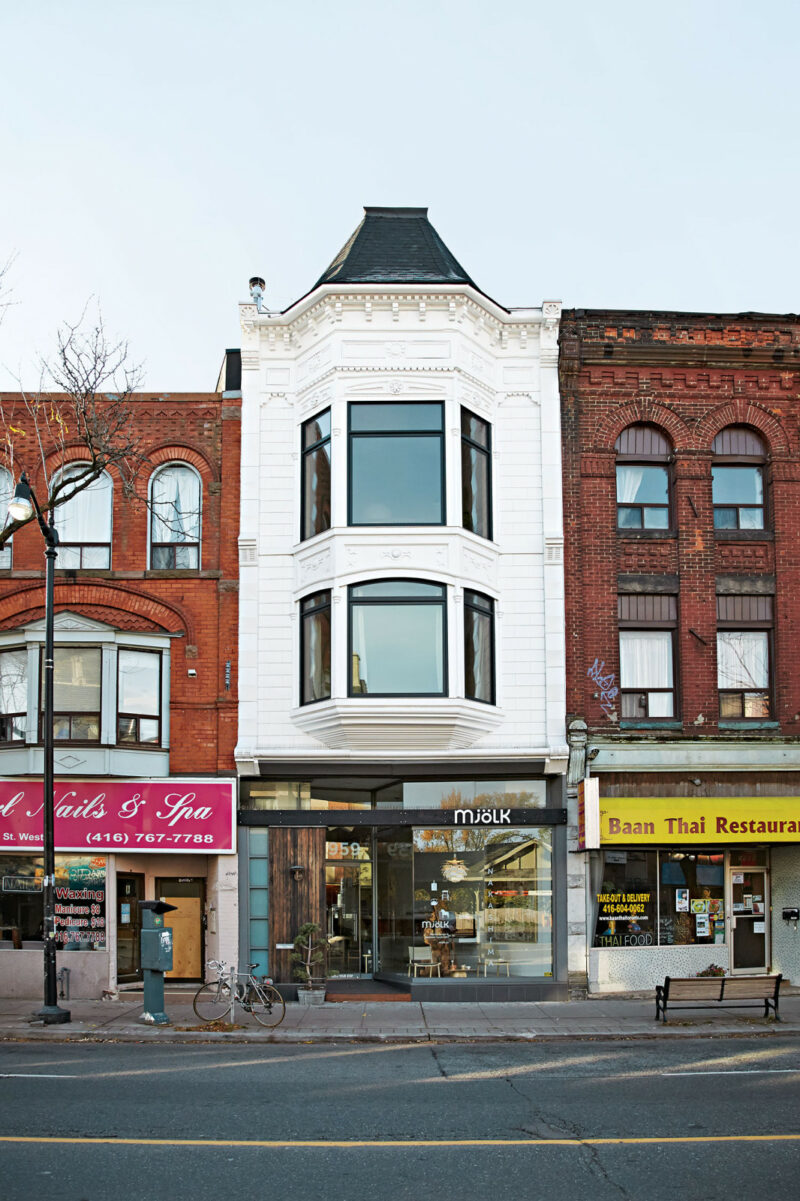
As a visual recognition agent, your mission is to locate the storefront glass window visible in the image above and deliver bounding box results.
[375,826,553,978]
[240,778,548,811]
[592,850,726,948]
[0,855,106,949]
[593,851,657,948]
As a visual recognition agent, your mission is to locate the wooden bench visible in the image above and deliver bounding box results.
[655,974,782,1023]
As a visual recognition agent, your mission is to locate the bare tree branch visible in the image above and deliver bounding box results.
[0,302,148,546]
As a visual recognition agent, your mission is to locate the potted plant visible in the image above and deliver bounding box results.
[292,922,328,1006]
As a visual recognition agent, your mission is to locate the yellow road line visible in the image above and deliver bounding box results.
[0,1134,798,1149]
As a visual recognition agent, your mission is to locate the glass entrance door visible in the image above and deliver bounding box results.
[116,872,145,982]
[325,830,373,976]
[730,866,769,972]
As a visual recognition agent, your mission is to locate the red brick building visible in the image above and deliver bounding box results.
[559,310,800,994]
[0,380,241,998]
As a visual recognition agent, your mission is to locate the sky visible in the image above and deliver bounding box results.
[1,1,798,391]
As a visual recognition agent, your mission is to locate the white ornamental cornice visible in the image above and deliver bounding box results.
[294,363,503,400]
[243,287,553,341]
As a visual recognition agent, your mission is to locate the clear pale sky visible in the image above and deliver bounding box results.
[1,1,798,391]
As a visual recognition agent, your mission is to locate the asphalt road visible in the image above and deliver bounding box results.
[2,1037,799,1200]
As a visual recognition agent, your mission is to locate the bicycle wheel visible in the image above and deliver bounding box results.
[248,980,286,1028]
[193,980,233,1022]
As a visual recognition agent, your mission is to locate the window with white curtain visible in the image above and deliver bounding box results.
[150,464,201,569]
[0,468,13,568]
[619,630,674,718]
[54,466,112,568]
[615,425,671,530]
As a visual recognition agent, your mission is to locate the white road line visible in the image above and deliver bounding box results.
[663,1069,800,1076]
[0,1074,79,1079]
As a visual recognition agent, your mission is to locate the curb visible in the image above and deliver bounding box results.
[2,1025,796,1046]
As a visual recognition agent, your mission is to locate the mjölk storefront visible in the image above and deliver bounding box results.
[238,769,568,1001]
[583,791,800,993]
[0,777,236,998]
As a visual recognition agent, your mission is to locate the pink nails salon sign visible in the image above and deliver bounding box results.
[0,779,236,853]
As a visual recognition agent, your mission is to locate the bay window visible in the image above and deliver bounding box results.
[461,409,492,539]
[349,580,446,696]
[0,618,168,752]
[464,590,494,704]
[117,649,161,744]
[301,591,331,705]
[0,648,27,742]
[349,403,444,525]
[48,647,102,741]
[301,410,331,541]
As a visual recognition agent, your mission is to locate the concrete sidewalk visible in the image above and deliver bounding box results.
[2,987,799,1043]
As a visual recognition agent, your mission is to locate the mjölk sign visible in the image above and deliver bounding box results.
[454,808,511,826]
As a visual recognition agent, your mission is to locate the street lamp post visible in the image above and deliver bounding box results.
[8,472,70,1023]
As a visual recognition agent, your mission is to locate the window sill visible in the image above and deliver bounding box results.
[616,530,676,540]
[718,720,779,730]
[619,720,682,730]
[713,530,773,542]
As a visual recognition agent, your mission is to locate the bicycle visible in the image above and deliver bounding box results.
[193,959,286,1028]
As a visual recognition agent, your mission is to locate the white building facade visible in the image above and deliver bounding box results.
[235,208,569,999]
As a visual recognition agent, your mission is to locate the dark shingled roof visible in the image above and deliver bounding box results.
[314,207,478,288]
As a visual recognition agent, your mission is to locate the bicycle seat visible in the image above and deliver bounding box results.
[246,963,258,971]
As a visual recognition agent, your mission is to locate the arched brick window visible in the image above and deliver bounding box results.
[712,426,766,531]
[615,425,671,530]
[149,463,202,569]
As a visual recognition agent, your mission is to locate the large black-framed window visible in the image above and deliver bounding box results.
[301,410,331,542]
[618,594,677,721]
[300,590,331,705]
[0,647,27,743]
[717,595,772,719]
[348,403,445,525]
[615,425,672,531]
[712,427,766,531]
[461,409,492,539]
[117,648,162,745]
[349,580,447,697]
[464,590,495,704]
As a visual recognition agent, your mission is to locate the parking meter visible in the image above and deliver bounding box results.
[139,900,177,1025]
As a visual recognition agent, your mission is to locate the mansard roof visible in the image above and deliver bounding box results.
[314,207,477,289]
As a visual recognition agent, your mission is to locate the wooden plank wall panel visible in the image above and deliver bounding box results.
[269,827,326,983]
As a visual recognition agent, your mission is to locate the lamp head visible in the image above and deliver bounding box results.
[289,865,305,882]
[8,473,35,523]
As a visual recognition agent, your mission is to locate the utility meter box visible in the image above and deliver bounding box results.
[141,925,174,972]
[140,900,177,972]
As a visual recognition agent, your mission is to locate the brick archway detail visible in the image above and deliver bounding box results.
[593,402,692,453]
[0,583,193,640]
[147,444,217,481]
[695,400,792,457]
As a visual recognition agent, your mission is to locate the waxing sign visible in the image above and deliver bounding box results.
[0,778,236,853]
